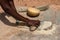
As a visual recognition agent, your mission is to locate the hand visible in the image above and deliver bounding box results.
[27,20,40,26]
[26,20,40,31]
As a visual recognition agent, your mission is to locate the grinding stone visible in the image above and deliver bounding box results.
[32,24,56,35]
[31,21,56,35]
[39,21,52,30]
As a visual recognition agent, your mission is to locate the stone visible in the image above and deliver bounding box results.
[39,21,52,30]
[31,21,56,35]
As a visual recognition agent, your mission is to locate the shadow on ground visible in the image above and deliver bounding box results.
[0,12,27,26]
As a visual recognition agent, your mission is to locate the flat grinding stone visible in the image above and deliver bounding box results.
[39,21,52,30]
[29,21,52,31]
[32,21,56,35]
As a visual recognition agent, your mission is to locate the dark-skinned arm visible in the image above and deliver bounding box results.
[0,1,40,30]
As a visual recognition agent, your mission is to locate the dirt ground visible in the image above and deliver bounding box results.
[14,0,60,7]
[0,0,60,40]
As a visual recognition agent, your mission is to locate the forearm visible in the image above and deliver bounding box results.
[0,2,29,22]
[9,0,17,11]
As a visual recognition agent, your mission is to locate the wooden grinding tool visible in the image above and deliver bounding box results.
[27,7,40,17]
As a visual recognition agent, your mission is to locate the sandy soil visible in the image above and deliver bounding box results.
[14,0,60,7]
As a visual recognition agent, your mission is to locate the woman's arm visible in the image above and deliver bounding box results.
[0,0,40,31]
[7,0,17,11]
[0,1,29,22]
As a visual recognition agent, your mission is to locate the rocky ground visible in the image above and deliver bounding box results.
[0,0,60,40]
